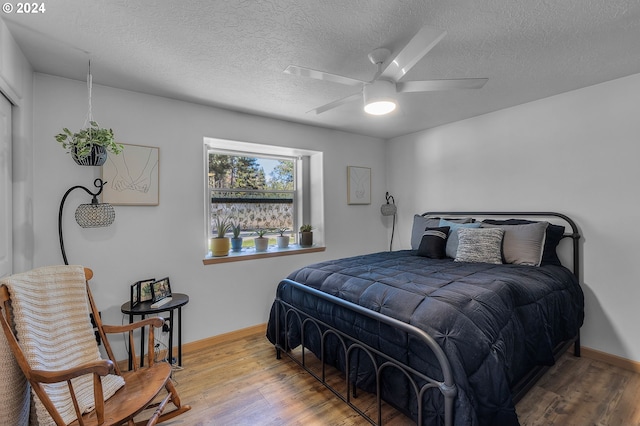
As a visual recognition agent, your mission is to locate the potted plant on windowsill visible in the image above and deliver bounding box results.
[230,222,243,252]
[254,228,270,252]
[299,224,313,247]
[210,214,232,256]
[55,121,123,166]
[276,228,290,249]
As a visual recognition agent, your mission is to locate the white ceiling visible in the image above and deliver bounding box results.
[4,0,640,139]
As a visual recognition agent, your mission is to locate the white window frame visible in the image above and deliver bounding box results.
[203,137,324,260]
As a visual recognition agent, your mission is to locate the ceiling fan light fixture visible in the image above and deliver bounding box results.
[363,80,397,115]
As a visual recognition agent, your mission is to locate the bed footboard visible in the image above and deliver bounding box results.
[274,279,457,426]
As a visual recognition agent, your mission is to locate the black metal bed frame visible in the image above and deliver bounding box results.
[273,212,582,426]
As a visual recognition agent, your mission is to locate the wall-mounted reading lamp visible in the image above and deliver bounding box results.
[380,191,397,251]
[58,178,115,265]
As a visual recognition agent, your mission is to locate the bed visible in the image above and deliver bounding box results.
[266,212,584,426]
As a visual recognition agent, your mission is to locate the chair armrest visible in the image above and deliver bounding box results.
[102,317,164,334]
[30,359,115,384]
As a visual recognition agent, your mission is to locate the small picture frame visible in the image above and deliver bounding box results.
[130,282,140,308]
[151,277,172,303]
[138,278,156,303]
[347,166,371,205]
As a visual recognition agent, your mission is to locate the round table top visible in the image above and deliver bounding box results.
[121,293,189,315]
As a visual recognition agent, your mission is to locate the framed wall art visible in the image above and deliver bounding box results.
[102,143,159,205]
[347,166,371,205]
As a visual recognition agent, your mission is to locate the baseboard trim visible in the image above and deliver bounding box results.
[125,327,640,376]
[117,323,266,368]
[581,346,640,373]
[182,323,267,354]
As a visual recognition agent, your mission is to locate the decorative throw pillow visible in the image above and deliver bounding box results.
[411,216,441,250]
[481,222,548,266]
[439,219,482,258]
[417,226,450,259]
[455,228,504,264]
[482,219,565,266]
[410,215,474,250]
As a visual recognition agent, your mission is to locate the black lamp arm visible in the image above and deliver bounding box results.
[385,191,395,205]
[58,178,107,265]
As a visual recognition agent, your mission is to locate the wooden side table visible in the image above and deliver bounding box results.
[120,293,189,370]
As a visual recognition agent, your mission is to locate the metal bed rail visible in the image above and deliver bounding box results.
[275,279,457,426]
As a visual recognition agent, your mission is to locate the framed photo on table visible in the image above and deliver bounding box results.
[138,278,155,303]
[151,277,172,303]
[130,282,140,308]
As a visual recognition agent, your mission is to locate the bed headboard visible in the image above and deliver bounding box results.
[422,211,581,282]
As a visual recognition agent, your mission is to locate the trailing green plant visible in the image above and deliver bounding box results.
[213,214,233,238]
[299,224,313,232]
[55,121,123,159]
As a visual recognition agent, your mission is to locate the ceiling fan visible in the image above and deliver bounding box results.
[284,25,488,115]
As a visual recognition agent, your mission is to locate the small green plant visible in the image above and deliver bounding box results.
[213,214,232,238]
[231,222,242,238]
[277,227,289,236]
[254,228,270,238]
[55,121,123,159]
[299,224,313,232]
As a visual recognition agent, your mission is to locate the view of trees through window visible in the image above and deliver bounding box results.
[208,153,296,239]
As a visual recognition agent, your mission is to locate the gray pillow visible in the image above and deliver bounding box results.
[410,215,474,250]
[455,228,504,264]
[439,219,482,258]
[481,222,548,266]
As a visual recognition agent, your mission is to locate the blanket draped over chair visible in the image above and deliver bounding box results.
[0,265,125,425]
[0,317,30,426]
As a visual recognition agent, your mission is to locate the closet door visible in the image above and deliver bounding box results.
[0,94,11,278]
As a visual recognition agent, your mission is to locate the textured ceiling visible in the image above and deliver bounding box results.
[4,0,640,139]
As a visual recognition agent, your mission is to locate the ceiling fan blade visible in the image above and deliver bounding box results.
[284,65,365,87]
[380,26,446,81]
[308,92,362,114]
[397,78,488,93]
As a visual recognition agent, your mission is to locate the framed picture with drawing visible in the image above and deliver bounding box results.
[101,143,159,205]
[347,166,371,205]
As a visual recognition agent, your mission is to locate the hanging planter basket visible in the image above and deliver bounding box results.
[72,144,108,166]
[54,61,122,166]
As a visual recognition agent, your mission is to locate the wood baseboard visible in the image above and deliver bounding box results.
[581,346,640,374]
[120,327,640,377]
[117,323,267,368]
[182,323,266,354]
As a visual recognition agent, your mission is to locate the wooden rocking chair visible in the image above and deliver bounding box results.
[0,265,191,425]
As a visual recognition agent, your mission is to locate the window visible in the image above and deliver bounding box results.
[208,153,296,240]
[203,138,324,259]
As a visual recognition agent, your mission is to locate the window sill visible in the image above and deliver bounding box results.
[202,245,326,265]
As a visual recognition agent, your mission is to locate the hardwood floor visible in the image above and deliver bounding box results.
[155,327,640,425]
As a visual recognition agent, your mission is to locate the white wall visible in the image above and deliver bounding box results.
[387,72,640,362]
[33,73,388,360]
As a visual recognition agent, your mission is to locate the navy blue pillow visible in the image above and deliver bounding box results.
[417,226,450,259]
[481,219,565,266]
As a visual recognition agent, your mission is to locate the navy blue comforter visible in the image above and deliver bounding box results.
[267,250,584,425]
